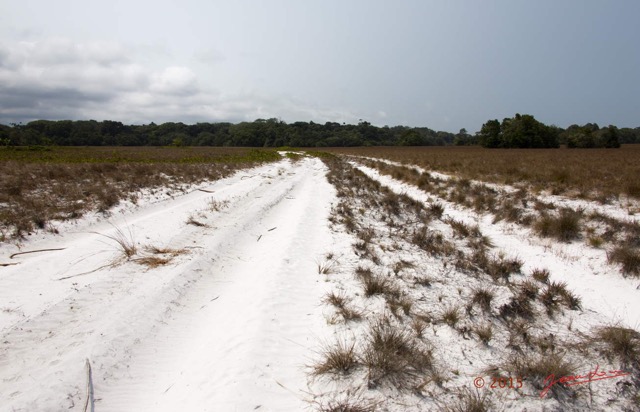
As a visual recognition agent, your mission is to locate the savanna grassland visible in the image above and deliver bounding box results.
[326,145,640,202]
[0,146,280,241]
[1,146,639,411]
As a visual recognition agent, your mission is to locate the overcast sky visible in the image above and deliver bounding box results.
[1,0,638,132]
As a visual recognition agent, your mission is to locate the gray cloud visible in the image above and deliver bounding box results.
[0,38,363,126]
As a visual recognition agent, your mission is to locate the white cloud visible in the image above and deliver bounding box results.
[150,66,197,95]
[0,38,361,125]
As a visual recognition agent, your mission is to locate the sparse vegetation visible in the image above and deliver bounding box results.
[499,352,577,396]
[361,275,397,298]
[540,281,582,313]
[473,324,493,345]
[0,146,279,241]
[363,317,435,390]
[443,388,493,412]
[608,244,640,276]
[472,288,494,312]
[534,209,582,242]
[326,145,640,201]
[595,326,640,366]
[317,154,637,410]
[531,268,551,284]
[323,291,362,322]
[98,225,137,259]
[312,339,359,376]
[441,306,461,327]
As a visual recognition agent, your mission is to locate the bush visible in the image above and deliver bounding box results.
[608,245,640,276]
[534,209,581,242]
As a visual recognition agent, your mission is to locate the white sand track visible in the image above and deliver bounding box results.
[0,157,335,411]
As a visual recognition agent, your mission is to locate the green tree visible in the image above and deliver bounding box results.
[601,125,620,148]
[478,119,502,148]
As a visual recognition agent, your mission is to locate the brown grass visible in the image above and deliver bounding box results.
[363,317,435,390]
[594,325,640,365]
[443,388,493,412]
[608,244,640,276]
[323,291,362,322]
[540,281,582,313]
[534,209,582,242]
[0,146,278,241]
[471,288,494,312]
[325,145,640,201]
[498,352,577,397]
[312,339,360,376]
[134,245,187,268]
[531,268,551,284]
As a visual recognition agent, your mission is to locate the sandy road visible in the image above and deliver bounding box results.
[0,156,336,411]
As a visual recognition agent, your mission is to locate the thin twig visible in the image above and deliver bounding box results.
[10,248,66,259]
[57,262,117,280]
[198,188,215,193]
[1,262,20,267]
[268,227,277,232]
[84,359,94,412]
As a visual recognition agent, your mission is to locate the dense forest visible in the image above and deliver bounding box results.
[0,119,456,148]
[1,117,638,148]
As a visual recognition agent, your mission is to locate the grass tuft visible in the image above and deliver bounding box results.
[97,225,137,259]
[534,208,582,242]
[472,288,494,312]
[441,306,461,327]
[443,388,493,412]
[363,317,434,390]
[323,291,362,322]
[499,352,576,398]
[474,324,493,345]
[531,268,551,284]
[595,325,640,365]
[607,244,640,276]
[312,339,359,376]
[361,275,398,298]
[540,281,582,313]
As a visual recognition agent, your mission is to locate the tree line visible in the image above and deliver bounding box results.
[0,119,455,148]
[1,116,638,148]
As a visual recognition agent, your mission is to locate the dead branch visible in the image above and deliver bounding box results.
[198,188,215,193]
[10,248,66,259]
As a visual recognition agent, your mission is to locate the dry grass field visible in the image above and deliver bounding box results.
[0,146,280,241]
[326,145,640,202]
[2,149,639,411]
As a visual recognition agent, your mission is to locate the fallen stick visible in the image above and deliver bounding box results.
[197,188,215,193]
[1,262,20,267]
[57,262,116,281]
[10,248,66,259]
[84,359,95,412]
[267,227,277,232]
[257,234,263,242]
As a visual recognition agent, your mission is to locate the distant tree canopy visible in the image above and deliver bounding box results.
[560,123,621,148]
[473,115,638,149]
[1,118,638,148]
[477,114,560,148]
[0,119,456,147]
